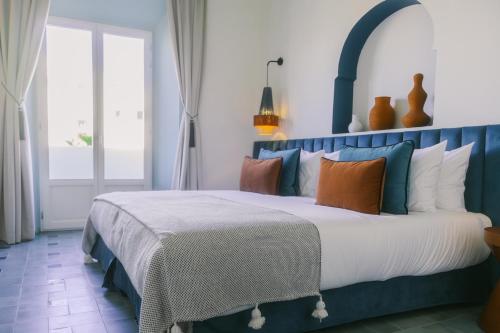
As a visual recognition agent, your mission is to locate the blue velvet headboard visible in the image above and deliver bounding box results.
[253,125,500,227]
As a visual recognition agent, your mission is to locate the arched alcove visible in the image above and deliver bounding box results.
[354,5,435,130]
[332,0,436,134]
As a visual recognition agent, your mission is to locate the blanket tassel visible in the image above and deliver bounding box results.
[83,254,94,264]
[171,322,183,333]
[312,294,328,322]
[248,304,266,330]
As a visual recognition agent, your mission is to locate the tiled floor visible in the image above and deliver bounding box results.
[0,231,486,333]
[0,231,137,333]
[315,304,484,333]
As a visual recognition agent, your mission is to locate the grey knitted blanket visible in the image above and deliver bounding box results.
[82,191,321,333]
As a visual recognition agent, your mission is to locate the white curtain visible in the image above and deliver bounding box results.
[167,0,206,190]
[0,0,50,244]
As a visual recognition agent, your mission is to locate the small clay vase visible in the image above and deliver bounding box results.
[369,96,396,131]
[402,73,431,128]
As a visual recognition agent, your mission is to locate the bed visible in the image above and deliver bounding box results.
[84,124,500,333]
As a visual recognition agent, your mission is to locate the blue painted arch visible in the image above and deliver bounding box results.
[332,0,422,134]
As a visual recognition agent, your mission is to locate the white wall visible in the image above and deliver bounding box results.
[199,0,500,190]
[266,0,437,138]
[266,0,380,139]
[421,0,500,128]
[263,0,500,139]
[199,0,271,189]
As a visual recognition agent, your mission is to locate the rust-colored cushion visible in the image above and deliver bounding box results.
[316,157,386,214]
[240,156,282,195]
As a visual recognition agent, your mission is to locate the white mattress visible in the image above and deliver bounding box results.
[204,190,491,290]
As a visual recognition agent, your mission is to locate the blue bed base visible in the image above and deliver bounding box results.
[91,124,500,332]
[92,236,491,333]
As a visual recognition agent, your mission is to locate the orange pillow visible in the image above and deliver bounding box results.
[316,157,386,214]
[240,156,282,195]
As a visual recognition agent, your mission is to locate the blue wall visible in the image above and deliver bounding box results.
[50,0,165,30]
[152,15,180,190]
[28,0,179,231]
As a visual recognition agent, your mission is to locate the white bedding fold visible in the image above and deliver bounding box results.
[207,191,491,290]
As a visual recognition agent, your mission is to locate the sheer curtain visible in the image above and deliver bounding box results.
[0,0,50,244]
[167,0,206,190]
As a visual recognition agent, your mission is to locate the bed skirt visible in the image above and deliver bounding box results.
[91,235,492,333]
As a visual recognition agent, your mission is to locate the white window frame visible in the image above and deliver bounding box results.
[37,17,153,230]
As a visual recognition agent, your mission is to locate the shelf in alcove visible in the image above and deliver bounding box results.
[338,125,435,137]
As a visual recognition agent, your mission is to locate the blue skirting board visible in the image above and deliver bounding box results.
[91,235,492,333]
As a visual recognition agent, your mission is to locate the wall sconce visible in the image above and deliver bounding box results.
[254,57,283,136]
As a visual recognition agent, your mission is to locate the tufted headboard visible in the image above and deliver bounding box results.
[253,125,500,227]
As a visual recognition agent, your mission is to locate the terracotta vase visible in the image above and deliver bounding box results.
[402,73,431,128]
[369,96,395,131]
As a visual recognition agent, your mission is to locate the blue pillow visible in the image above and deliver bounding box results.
[339,141,415,214]
[259,148,301,196]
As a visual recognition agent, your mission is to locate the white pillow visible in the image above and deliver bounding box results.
[436,143,474,212]
[407,141,447,212]
[299,150,325,197]
[324,150,340,161]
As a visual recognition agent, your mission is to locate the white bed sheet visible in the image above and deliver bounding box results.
[204,190,491,290]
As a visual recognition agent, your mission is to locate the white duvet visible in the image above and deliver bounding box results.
[205,190,491,290]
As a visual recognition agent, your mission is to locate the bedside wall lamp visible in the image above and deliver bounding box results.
[254,57,283,136]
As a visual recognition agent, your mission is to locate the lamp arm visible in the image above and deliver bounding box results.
[266,57,284,86]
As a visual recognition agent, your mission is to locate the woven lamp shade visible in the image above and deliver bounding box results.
[254,87,279,135]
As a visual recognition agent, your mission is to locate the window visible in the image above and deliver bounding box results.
[43,19,152,182]
[102,33,145,180]
[46,25,94,179]
[38,17,152,230]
